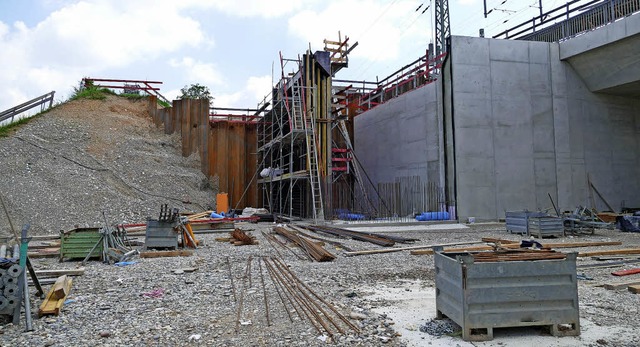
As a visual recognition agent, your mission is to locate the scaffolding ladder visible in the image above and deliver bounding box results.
[292,84,324,221]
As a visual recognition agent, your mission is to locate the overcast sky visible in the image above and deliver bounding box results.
[0,0,558,113]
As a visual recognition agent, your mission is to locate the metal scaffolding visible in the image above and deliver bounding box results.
[257,35,376,223]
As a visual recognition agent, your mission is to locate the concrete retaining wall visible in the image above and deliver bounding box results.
[354,33,640,221]
[449,35,640,220]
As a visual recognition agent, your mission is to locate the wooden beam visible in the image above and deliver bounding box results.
[612,268,640,276]
[35,268,85,278]
[139,250,194,258]
[629,285,640,294]
[343,241,482,257]
[604,280,640,290]
[578,248,640,257]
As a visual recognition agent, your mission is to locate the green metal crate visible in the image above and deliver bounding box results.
[60,227,102,261]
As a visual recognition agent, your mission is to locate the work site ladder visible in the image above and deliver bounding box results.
[336,120,377,216]
[292,83,324,221]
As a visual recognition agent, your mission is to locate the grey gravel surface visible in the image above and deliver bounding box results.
[1,225,639,346]
[0,95,214,237]
[1,96,640,346]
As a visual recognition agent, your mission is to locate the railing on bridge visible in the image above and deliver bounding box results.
[493,0,640,42]
[0,91,55,125]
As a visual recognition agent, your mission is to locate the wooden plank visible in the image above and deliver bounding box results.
[481,238,520,244]
[629,285,640,294]
[28,251,60,259]
[343,241,481,257]
[411,241,623,255]
[578,248,640,257]
[603,280,640,290]
[35,268,85,278]
[139,250,194,258]
[612,268,640,276]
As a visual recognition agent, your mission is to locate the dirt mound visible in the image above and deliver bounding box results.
[0,95,215,236]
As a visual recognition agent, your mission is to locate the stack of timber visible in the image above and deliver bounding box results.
[410,240,624,255]
[274,226,335,262]
[469,249,567,262]
[230,229,258,246]
[303,225,416,247]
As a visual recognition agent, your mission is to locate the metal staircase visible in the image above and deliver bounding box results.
[292,83,324,221]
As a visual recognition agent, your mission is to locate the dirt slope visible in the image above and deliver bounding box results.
[0,95,214,236]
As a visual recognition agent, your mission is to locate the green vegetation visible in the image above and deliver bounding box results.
[158,99,171,108]
[69,85,115,101]
[119,92,147,101]
[0,116,37,137]
[179,83,213,103]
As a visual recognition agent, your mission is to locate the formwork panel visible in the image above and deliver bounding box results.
[434,251,580,341]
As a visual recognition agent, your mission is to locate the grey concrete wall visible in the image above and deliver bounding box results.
[354,26,640,221]
[450,35,640,220]
[354,80,444,187]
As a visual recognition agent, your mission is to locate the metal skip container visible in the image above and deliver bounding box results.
[434,250,580,341]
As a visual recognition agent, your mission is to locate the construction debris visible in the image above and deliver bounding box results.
[628,285,640,294]
[38,275,72,317]
[230,229,258,246]
[274,226,335,262]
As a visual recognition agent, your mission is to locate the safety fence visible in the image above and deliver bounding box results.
[334,51,447,115]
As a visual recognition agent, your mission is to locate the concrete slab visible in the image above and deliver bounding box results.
[363,280,639,347]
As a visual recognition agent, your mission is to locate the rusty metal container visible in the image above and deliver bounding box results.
[434,250,580,341]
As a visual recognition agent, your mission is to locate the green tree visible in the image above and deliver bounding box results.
[179,83,213,102]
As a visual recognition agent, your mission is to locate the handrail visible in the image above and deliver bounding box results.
[494,0,640,42]
[0,91,55,124]
[354,51,447,113]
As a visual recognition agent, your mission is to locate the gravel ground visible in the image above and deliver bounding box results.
[0,224,639,346]
[1,96,639,346]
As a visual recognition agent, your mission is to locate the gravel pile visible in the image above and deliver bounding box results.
[419,318,460,336]
[0,95,214,237]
